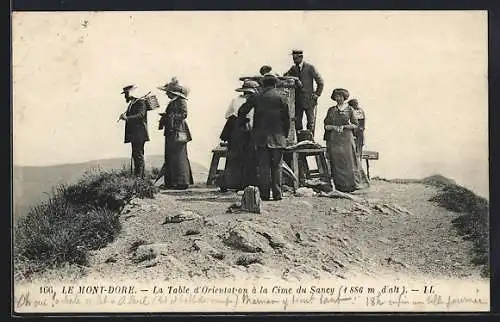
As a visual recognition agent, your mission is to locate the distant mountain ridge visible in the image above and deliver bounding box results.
[13,156,209,222]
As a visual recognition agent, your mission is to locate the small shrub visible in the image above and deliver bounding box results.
[429,183,489,276]
[14,167,157,279]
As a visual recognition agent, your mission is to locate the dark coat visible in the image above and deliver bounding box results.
[238,87,290,149]
[124,97,150,143]
[159,97,192,142]
[284,61,324,109]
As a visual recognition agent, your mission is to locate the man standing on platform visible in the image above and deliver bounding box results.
[119,84,150,178]
[284,49,324,137]
[238,74,290,201]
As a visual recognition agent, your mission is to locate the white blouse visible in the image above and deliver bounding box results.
[225,95,254,127]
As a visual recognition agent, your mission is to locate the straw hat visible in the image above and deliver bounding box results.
[235,80,260,94]
[121,84,137,94]
[157,77,188,99]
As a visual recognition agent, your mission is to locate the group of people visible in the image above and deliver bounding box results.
[219,49,368,197]
[119,78,194,190]
[118,49,368,197]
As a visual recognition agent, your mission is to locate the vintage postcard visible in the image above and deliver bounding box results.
[12,10,490,313]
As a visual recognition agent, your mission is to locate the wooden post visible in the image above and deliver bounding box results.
[366,159,370,180]
[292,152,299,190]
[206,152,221,186]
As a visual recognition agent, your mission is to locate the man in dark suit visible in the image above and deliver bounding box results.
[119,85,150,178]
[284,49,324,136]
[238,74,290,201]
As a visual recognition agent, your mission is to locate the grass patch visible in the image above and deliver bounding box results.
[14,167,158,280]
[427,178,489,277]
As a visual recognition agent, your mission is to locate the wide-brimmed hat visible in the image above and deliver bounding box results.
[121,84,137,94]
[157,77,188,99]
[235,80,260,93]
[331,88,350,100]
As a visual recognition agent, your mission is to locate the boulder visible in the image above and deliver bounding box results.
[245,222,288,249]
[294,187,316,197]
[132,243,170,263]
[163,210,202,224]
[192,240,225,260]
[235,254,263,266]
[222,224,273,253]
[241,186,261,213]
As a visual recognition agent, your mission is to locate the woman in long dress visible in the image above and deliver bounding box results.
[323,88,361,193]
[158,78,194,190]
[217,80,260,192]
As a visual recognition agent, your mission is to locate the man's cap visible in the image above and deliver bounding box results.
[121,84,137,94]
[291,49,303,55]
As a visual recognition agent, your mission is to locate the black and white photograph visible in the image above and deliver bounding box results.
[12,10,490,312]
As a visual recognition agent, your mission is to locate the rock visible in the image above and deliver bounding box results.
[235,254,263,266]
[222,224,273,253]
[105,255,117,263]
[352,203,372,215]
[241,186,261,213]
[377,238,391,244]
[163,210,202,224]
[226,203,244,214]
[192,240,225,260]
[295,187,316,197]
[304,179,333,193]
[246,263,273,275]
[128,239,148,254]
[132,243,170,263]
[184,229,201,236]
[299,200,313,208]
[203,217,217,227]
[130,198,142,206]
[138,258,159,268]
[247,223,288,249]
[384,257,407,268]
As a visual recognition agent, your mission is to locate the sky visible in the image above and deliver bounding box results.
[12,11,489,198]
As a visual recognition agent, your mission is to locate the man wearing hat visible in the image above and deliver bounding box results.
[284,49,324,136]
[119,84,150,178]
[238,74,290,201]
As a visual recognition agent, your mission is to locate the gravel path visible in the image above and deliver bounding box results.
[73,179,484,283]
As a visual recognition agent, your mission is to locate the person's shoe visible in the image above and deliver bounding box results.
[273,195,283,201]
[261,196,271,201]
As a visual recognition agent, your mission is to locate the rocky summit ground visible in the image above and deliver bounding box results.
[24,175,485,285]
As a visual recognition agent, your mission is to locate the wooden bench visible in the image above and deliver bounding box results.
[361,150,379,180]
[206,145,228,186]
[283,147,330,189]
[206,145,330,189]
[207,145,379,187]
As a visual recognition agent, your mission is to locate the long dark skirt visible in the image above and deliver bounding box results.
[326,130,360,193]
[219,126,257,191]
[164,136,194,187]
